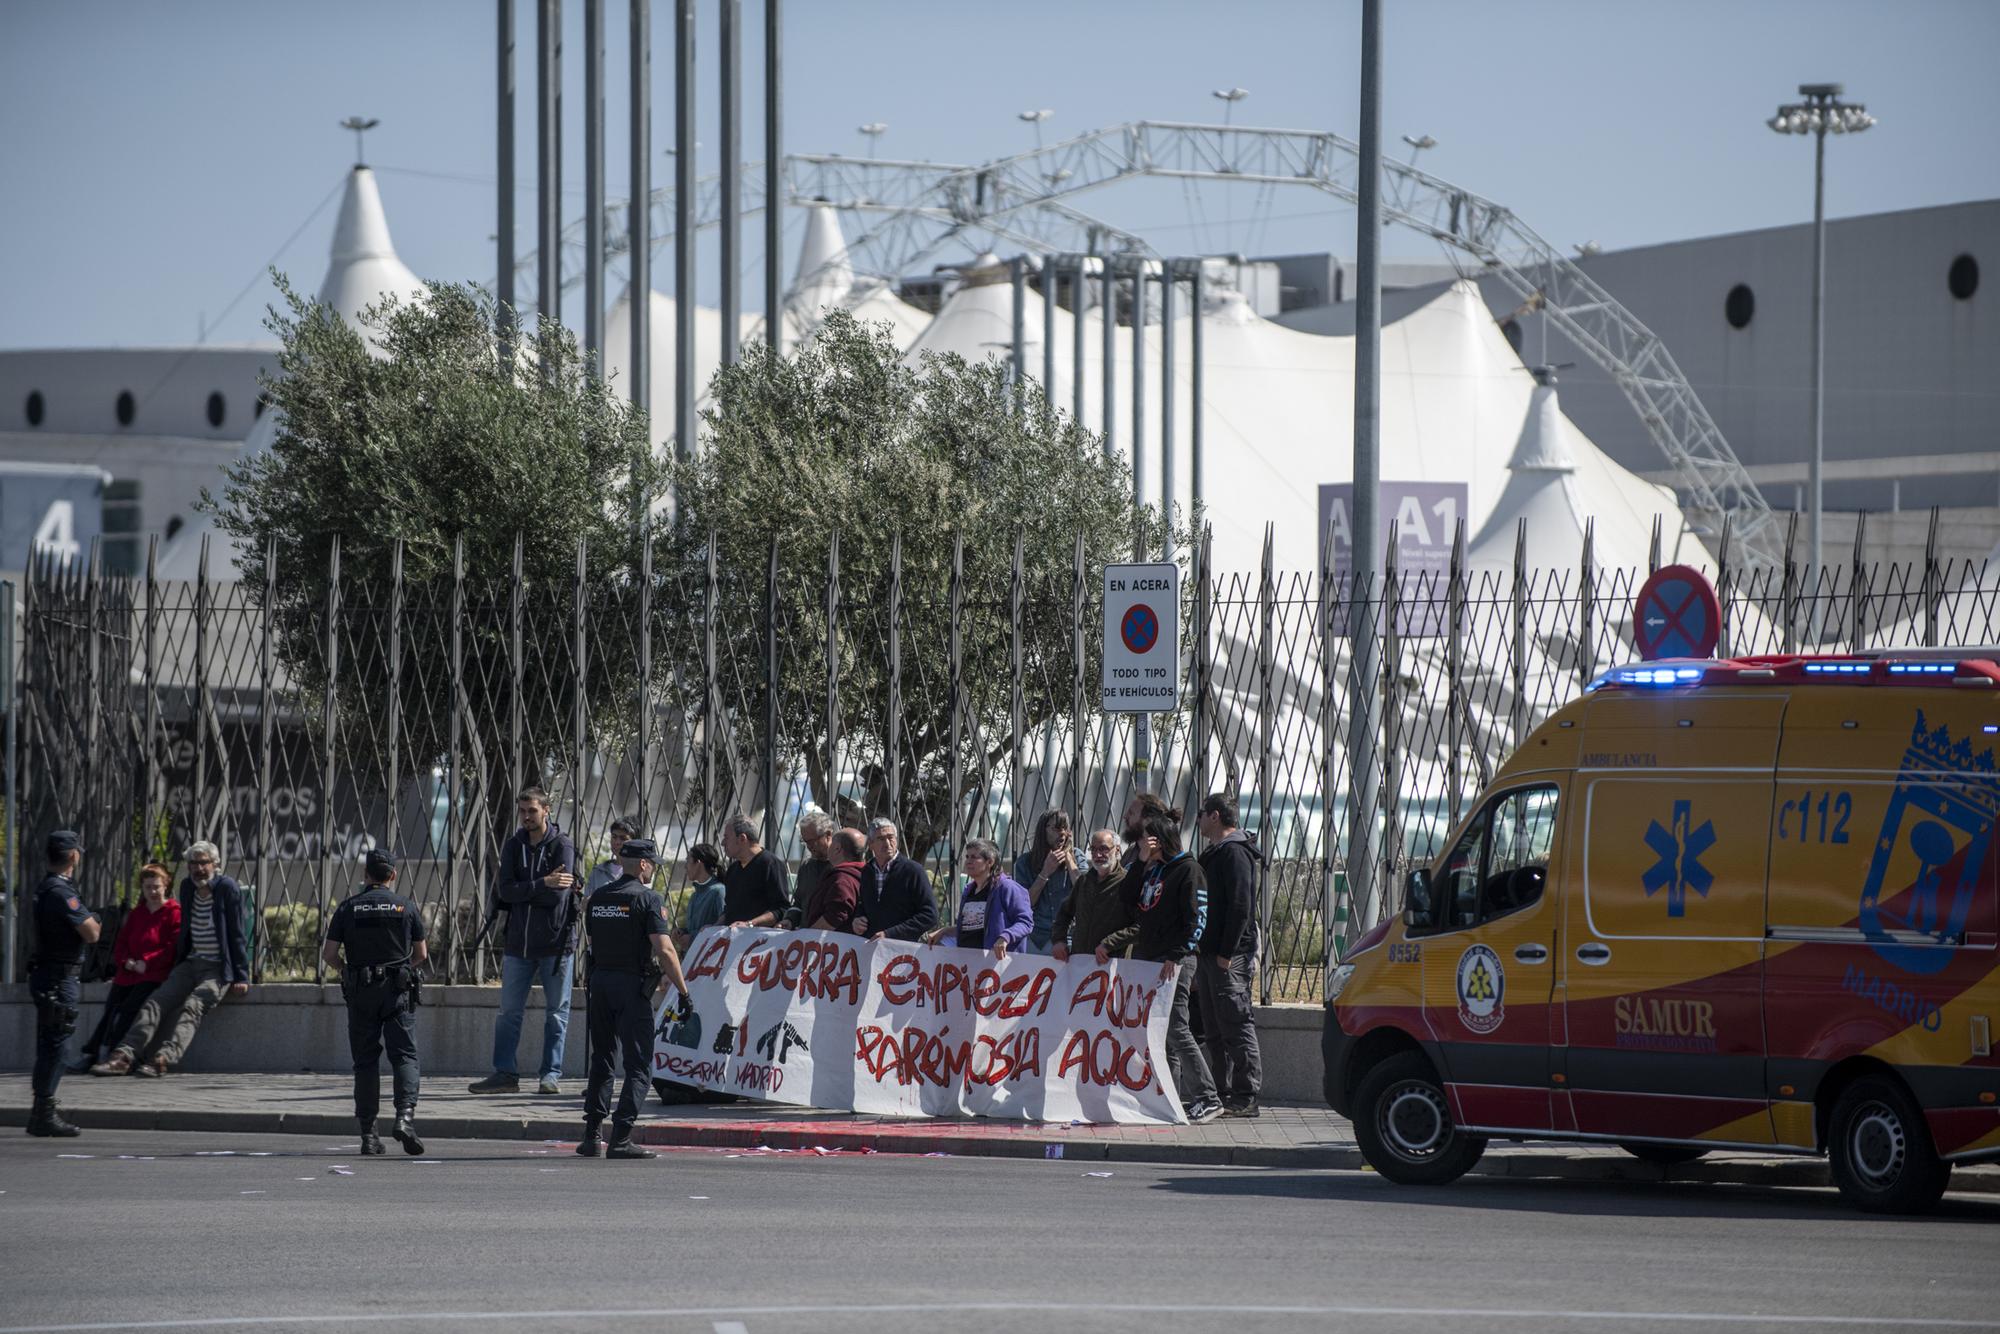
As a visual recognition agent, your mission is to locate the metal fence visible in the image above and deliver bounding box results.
[8,511,1998,1001]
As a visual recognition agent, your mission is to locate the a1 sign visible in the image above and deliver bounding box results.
[1102,563,1179,713]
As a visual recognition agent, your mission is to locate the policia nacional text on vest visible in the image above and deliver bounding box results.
[322,849,429,1156]
[26,830,102,1138]
[578,838,690,1160]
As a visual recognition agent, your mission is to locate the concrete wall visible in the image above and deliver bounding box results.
[0,983,1330,1104]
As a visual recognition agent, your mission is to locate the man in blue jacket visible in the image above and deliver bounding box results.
[91,840,250,1078]
[1195,794,1264,1118]
[469,788,579,1095]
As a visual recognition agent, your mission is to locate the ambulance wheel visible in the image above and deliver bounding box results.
[1353,1052,1486,1186]
[1618,1142,1709,1166]
[1827,1076,1950,1214]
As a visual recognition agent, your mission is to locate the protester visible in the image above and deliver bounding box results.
[673,843,726,952]
[73,863,181,1072]
[1012,810,1077,954]
[1128,808,1222,1124]
[92,842,250,1079]
[468,788,578,1096]
[926,838,1032,957]
[1050,830,1140,964]
[721,814,790,928]
[804,828,867,932]
[584,817,638,896]
[784,811,837,929]
[1196,794,1265,1118]
[852,818,939,942]
[1120,791,1172,867]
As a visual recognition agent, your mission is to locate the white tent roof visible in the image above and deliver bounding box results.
[1466,378,1697,572]
[904,274,1696,574]
[157,166,424,580]
[319,167,427,350]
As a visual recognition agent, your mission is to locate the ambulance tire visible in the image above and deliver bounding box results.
[1353,1052,1486,1186]
[1618,1142,1709,1166]
[1827,1075,1950,1214]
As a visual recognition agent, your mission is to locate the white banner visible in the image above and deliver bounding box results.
[651,927,1186,1125]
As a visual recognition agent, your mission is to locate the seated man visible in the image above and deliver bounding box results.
[92,841,249,1077]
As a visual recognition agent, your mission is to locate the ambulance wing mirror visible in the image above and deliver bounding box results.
[1403,868,1435,930]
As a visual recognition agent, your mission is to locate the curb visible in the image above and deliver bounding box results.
[6,1104,1997,1196]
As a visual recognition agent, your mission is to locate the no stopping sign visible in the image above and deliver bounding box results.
[1102,563,1179,712]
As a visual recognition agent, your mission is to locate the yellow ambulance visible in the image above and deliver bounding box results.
[1322,650,2000,1212]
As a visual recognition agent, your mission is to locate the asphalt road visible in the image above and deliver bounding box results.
[1,1130,1996,1334]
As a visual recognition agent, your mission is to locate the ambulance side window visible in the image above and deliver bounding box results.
[1440,784,1560,931]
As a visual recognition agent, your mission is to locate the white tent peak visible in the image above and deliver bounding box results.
[1508,379,1577,473]
[317,166,425,332]
[790,201,854,310]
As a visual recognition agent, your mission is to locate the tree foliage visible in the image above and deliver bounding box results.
[663,311,1174,854]
[207,277,662,804]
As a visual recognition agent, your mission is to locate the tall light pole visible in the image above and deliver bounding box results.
[1768,82,1874,584]
[1017,107,1053,152]
[1399,132,1434,167]
[1211,86,1248,125]
[857,121,887,158]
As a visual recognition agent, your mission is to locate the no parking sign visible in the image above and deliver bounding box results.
[1633,564,1721,661]
[1102,563,1179,712]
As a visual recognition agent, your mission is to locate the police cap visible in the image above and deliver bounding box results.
[46,830,83,858]
[619,838,660,861]
[364,847,397,878]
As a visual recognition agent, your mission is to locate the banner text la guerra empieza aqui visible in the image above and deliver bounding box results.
[650,927,1186,1125]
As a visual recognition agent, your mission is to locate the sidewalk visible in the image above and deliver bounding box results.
[7,1073,1997,1196]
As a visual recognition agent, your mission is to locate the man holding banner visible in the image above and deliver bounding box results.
[578,839,687,1160]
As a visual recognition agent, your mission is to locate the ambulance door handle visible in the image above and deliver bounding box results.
[1575,943,1612,966]
[1513,943,1549,964]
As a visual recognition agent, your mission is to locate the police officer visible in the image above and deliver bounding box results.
[578,838,687,1160]
[28,831,101,1138]
[321,849,428,1156]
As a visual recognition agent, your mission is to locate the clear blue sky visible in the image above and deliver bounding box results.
[3,0,1994,349]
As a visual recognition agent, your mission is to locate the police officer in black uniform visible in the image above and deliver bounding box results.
[322,849,428,1156]
[28,830,101,1138]
[578,838,687,1160]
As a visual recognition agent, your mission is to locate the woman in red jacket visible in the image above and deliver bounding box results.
[72,864,181,1070]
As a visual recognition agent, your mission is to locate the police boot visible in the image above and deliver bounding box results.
[392,1110,425,1157]
[605,1134,655,1160]
[27,1098,81,1138]
[358,1122,386,1156]
[575,1121,603,1157]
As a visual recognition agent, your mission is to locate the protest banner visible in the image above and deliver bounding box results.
[651,927,1186,1125]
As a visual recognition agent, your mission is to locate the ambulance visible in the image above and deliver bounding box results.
[1322,649,2000,1212]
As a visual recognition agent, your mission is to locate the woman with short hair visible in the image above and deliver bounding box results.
[925,838,1033,959]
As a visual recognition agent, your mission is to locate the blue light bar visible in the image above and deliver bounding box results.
[1590,664,1706,690]
[1884,661,1957,676]
[1803,662,1872,676]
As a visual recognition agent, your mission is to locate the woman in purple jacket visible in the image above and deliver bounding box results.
[925,838,1033,959]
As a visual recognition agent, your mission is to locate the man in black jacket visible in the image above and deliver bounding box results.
[851,819,938,942]
[92,840,250,1078]
[470,788,579,1095]
[1196,794,1264,1117]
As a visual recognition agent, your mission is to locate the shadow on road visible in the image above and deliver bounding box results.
[1147,1167,2000,1224]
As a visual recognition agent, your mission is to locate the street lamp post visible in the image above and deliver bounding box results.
[1017,107,1053,152]
[858,121,887,158]
[1768,82,1875,588]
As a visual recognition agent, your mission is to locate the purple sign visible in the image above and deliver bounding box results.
[1318,481,1468,638]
